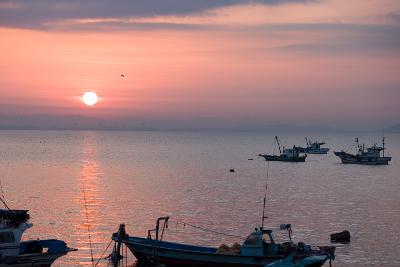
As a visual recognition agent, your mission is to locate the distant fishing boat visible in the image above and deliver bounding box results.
[0,209,76,267]
[259,136,307,162]
[301,138,329,154]
[334,137,391,165]
[112,218,335,267]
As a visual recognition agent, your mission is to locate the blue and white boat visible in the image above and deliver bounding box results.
[302,138,329,154]
[112,218,335,267]
[0,209,76,267]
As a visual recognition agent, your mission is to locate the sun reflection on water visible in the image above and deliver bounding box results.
[76,132,105,266]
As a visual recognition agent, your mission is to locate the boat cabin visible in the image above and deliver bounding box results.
[0,209,32,257]
[358,144,383,158]
[282,147,301,159]
[309,142,324,150]
[240,228,279,257]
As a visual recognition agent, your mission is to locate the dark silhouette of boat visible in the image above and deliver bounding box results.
[0,209,76,266]
[334,137,391,165]
[259,136,307,162]
[112,217,335,267]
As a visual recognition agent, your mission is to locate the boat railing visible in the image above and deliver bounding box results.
[147,216,169,241]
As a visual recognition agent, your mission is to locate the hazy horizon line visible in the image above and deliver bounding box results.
[0,123,398,133]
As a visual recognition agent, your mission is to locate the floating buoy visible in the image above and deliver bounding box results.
[229,169,235,173]
[330,230,351,243]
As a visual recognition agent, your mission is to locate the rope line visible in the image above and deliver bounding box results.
[94,239,113,267]
[174,220,245,238]
[262,159,270,228]
[125,243,128,267]
[0,164,9,209]
[82,187,95,267]
[0,178,5,204]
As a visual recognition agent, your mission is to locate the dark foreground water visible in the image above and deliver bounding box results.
[0,130,399,267]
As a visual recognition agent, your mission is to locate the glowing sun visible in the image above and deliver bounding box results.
[82,92,98,106]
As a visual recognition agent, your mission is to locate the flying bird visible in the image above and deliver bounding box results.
[121,74,125,77]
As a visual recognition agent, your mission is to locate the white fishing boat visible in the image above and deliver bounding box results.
[0,209,76,267]
[334,137,391,165]
[302,138,329,154]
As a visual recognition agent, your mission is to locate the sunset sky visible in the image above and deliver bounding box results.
[1,0,399,130]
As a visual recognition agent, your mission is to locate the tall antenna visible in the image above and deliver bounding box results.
[261,160,270,229]
[275,136,282,154]
[82,187,95,267]
[355,137,359,152]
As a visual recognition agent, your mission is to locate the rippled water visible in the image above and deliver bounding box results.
[0,130,399,267]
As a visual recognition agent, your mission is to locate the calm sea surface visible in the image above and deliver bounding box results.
[0,130,399,267]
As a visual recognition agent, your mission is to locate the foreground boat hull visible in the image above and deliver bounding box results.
[0,252,66,267]
[266,255,329,267]
[126,244,264,266]
[122,237,328,267]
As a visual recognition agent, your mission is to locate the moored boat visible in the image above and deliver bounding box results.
[301,138,329,154]
[334,137,391,165]
[0,209,76,267]
[259,136,307,162]
[112,219,335,267]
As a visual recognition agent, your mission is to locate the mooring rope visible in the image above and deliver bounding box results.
[94,239,113,267]
[174,220,245,238]
[261,158,270,229]
[82,187,94,267]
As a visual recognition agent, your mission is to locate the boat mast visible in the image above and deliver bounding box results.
[382,135,385,157]
[305,137,309,146]
[355,137,359,152]
[275,136,282,154]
